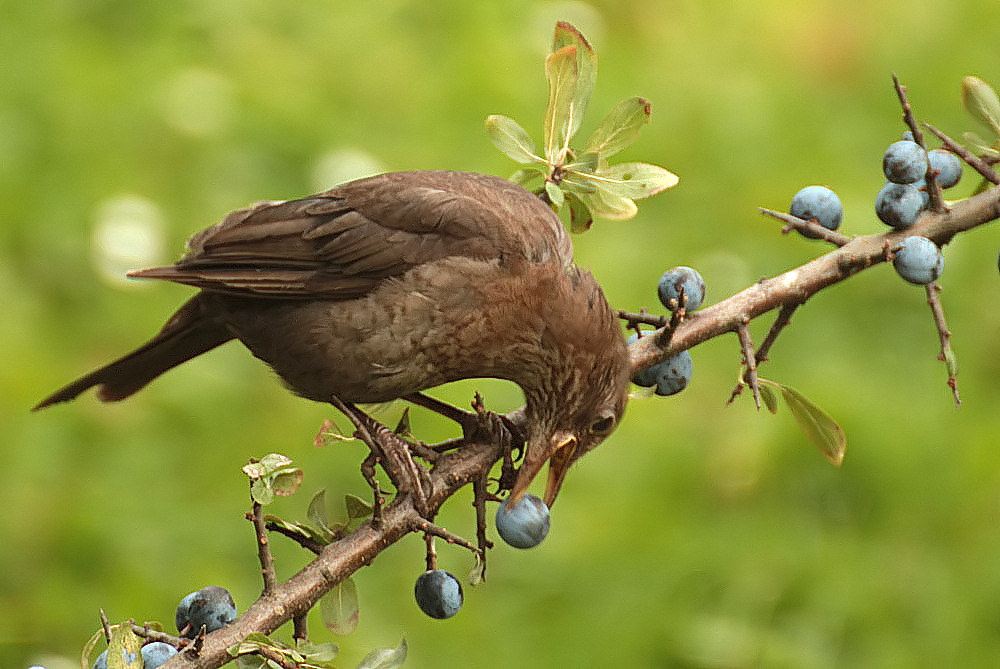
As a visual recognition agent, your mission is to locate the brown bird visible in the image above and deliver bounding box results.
[34,170,629,507]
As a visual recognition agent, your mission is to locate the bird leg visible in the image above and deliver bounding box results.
[404,392,524,463]
[330,396,432,518]
[359,452,384,528]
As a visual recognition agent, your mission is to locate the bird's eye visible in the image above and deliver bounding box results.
[589,411,616,436]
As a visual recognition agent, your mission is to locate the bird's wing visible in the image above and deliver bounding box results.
[131,171,571,300]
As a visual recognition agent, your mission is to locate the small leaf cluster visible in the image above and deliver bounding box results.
[486,22,678,232]
[243,453,304,505]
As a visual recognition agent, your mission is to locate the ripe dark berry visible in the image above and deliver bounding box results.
[883,140,928,184]
[657,266,706,311]
[92,648,136,669]
[928,149,962,189]
[414,570,463,619]
[496,493,551,548]
[893,236,944,285]
[652,350,694,396]
[141,642,178,668]
[175,586,238,637]
[789,185,843,238]
[876,182,924,228]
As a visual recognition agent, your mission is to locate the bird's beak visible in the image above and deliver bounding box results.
[507,432,578,508]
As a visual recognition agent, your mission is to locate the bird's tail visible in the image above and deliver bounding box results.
[33,295,234,410]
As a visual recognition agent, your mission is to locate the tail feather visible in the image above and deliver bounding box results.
[33,295,233,410]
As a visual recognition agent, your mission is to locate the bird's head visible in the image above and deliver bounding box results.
[506,266,630,508]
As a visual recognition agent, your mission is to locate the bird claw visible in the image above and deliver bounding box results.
[331,397,432,518]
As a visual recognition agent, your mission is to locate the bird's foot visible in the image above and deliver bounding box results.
[404,392,524,458]
[330,396,432,518]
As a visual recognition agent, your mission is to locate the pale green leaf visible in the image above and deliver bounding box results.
[944,348,959,377]
[576,186,638,221]
[321,577,360,636]
[510,168,545,190]
[272,467,303,497]
[962,75,1000,136]
[759,383,779,414]
[307,489,329,530]
[593,161,679,200]
[485,115,542,164]
[106,622,142,669]
[567,194,594,233]
[543,45,579,162]
[344,493,373,520]
[544,180,565,209]
[355,636,407,669]
[552,21,597,141]
[250,478,274,505]
[776,382,846,466]
[298,640,340,663]
[584,97,652,156]
[467,551,485,586]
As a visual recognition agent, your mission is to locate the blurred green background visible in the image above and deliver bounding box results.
[4,0,1000,667]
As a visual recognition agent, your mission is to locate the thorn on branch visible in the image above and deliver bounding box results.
[759,207,851,247]
[99,609,112,643]
[734,322,761,409]
[924,283,961,407]
[616,308,669,330]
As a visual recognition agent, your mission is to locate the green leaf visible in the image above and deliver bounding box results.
[759,383,779,414]
[298,640,340,664]
[485,115,542,164]
[321,577,360,636]
[552,21,597,142]
[543,44,579,163]
[510,168,545,190]
[344,493,373,521]
[355,636,408,669]
[759,379,846,466]
[307,489,330,529]
[584,97,652,156]
[576,185,638,220]
[567,194,594,233]
[544,180,565,209]
[106,623,142,669]
[944,348,959,377]
[272,467,303,497]
[962,75,1000,136]
[263,514,336,544]
[593,161,679,200]
[467,551,485,586]
[250,478,274,505]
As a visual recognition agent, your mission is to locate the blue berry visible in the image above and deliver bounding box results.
[175,586,238,637]
[928,149,962,189]
[883,140,928,184]
[653,350,694,396]
[893,236,944,285]
[414,570,463,619]
[657,266,706,311]
[876,182,924,228]
[789,185,843,238]
[141,642,178,668]
[496,493,551,548]
[92,648,136,669]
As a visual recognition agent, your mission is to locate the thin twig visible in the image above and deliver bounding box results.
[924,283,961,407]
[759,208,851,247]
[472,475,492,581]
[264,521,327,555]
[728,302,800,403]
[735,322,761,409]
[100,609,113,643]
[923,123,1000,185]
[413,517,480,554]
[251,499,279,595]
[292,614,308,643]
[616,308,669,330]
[892,74,947,213]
